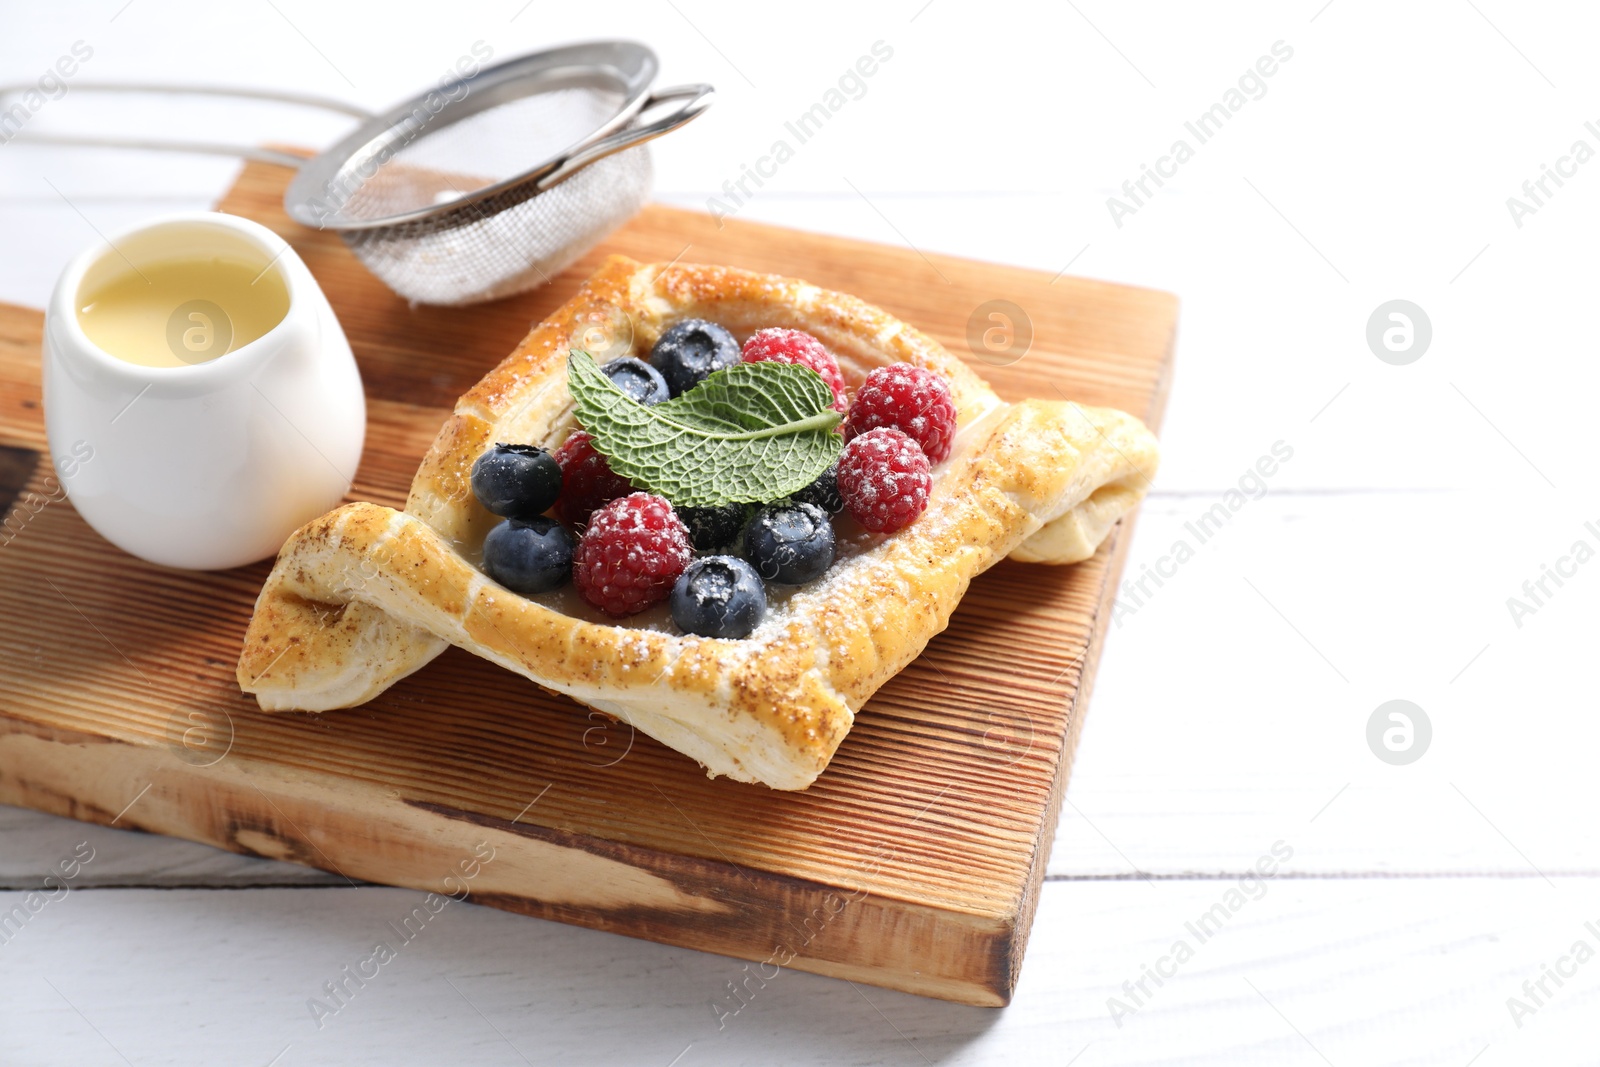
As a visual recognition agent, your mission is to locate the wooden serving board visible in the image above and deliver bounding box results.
[0,160,1175,1006]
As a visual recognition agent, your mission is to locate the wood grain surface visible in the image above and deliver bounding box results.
[0,159,1175,1006]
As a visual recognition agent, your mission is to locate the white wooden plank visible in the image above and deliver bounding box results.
[1,878,1595,1065]
[1049,489,1600,877]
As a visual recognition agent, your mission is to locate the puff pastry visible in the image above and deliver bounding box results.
[236,257,1159,790]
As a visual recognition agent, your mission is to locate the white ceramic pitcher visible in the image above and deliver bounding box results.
[43,212,365,570]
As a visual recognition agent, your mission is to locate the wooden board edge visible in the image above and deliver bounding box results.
[0,719,1016,1007]
[997,306,1175,995]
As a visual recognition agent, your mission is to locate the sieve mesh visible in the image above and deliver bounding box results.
[321,82,657,305]
[341,144,653,306]
[278,44,711,306]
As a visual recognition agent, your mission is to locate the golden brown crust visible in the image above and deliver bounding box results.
[236,257,1159,790]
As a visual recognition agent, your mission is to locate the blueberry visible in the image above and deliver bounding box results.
[677,503,749,552]
[472,443,562,521]
[790,462,843,514]
[671,555,766,639]
[601,356,671,406]
[482,517,575,595]
[648,318,740,397]
[743,503,835,585]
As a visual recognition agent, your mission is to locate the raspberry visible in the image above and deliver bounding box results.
[842,363,956,464]
[551,431,634,528]
[573,493,693,617]
[741,328,848,412]
[836,428,932,534]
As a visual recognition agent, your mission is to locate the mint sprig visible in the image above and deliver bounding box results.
[567,349,843,507]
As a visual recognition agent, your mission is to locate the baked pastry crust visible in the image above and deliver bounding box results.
[236,257,1159,790]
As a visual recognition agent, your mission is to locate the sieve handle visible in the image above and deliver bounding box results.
[0,82,371,166]
[536,83,715,191]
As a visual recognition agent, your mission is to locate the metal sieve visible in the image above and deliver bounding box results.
[2,41,712,305]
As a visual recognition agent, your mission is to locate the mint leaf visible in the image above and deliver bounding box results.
[567,350,843,507]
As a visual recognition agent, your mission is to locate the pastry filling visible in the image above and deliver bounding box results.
[469,321,960,640]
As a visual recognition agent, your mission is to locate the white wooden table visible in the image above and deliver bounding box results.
[3,2,1597,1063]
